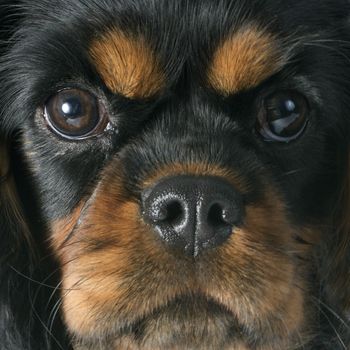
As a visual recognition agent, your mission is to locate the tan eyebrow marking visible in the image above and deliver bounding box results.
[207,26,284,95]
[89,29,165,99]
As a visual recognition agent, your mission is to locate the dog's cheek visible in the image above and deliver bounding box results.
[51,196,193,337]
[202,203,307,338]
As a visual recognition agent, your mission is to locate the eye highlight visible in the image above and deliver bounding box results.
[256,91,309,142]
[44,88,109,140]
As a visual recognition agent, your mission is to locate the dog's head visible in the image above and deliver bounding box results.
[1,0,350,349]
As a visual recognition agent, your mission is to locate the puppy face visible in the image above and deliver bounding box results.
[1,0,350,349]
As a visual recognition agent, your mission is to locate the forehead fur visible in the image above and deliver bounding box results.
[207,25,284,95]
[89,28,165,99]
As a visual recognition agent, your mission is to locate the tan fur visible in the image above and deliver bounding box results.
[142,162,250,193]
[51,201,87,253]
[89,29,165,99]
[74,338,249,350]
[207,26,283,95]
[51,161,309,347]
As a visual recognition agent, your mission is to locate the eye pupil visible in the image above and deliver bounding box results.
[257,91,309,142]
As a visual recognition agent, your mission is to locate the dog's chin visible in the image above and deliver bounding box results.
[74,295,243,350]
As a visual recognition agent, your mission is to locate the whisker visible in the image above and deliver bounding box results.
[311,296,350,330]
[27,274,65,350]
[310,297,347,349]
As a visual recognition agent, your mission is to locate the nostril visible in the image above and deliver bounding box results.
[207,201,241,229]
[160,200,184,225]
[207,203,228,228]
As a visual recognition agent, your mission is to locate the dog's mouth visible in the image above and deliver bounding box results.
[131,295,241,346]
[77,293,244,349]
[133,293,238,328]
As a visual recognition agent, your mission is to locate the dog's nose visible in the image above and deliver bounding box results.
[141,176,244,257]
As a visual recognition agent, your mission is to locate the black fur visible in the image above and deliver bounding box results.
[1,0,350,349]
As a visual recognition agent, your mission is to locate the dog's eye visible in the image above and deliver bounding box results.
[256,91,309,142]
[44,89,109,140]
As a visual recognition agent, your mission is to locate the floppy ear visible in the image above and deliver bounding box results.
[0,4,39,349]
[320,8,350,317]
[0,3,31,262]
[321,147,350,318]
[0,4,71,349]
[0,3,32,243]
[0,0,34,260]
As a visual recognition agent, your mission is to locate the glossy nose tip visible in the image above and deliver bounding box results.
[141,175,244,257]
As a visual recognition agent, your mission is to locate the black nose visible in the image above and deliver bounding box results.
[141,175,244,257]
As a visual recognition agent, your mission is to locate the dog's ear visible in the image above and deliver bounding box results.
[320,143,350,325]
[318,7,350,318]
[0,0,33,259]
[0,3,46,348]
[0,1,33,262]
[324,150,350,315]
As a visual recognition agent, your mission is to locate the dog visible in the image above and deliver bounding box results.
[1,0,350,349]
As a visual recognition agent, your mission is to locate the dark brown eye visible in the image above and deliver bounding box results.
[257,91,309,142]
[44,89,109,140]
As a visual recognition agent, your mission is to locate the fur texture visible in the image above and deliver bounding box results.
[1,0,350,349]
